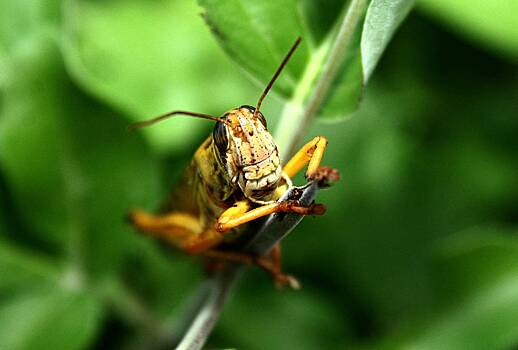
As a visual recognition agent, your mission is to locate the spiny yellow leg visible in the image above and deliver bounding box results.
[129,210,202,244]
[129,209,298,287]
[220,200,251,219]
[216,200,325,233]
[129,209,223,253]
[282,136,328,179]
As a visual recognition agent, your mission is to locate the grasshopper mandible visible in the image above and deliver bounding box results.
[129,38,339,288]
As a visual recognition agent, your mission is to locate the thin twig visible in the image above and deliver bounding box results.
[175,267,242,350]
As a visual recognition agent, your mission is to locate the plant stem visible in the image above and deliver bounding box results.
[176,268,241,350]
[275,0,368,158]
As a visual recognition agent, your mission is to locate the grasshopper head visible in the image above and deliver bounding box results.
[213,105,282,204]
[211,38,301,204]
[130,38,301,205]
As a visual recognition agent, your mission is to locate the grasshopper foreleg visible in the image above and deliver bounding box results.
[215,200,325,233]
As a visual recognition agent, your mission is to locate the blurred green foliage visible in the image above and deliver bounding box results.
[0,0,517,349]
[418,0,518,59]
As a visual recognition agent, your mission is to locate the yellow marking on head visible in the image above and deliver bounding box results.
[219,106,282,202]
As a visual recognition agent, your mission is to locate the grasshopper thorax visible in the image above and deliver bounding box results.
[212,105,282,204]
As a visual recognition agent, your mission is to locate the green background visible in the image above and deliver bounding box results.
[0,0,517,349]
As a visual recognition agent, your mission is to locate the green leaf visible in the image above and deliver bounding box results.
[0,34,76,245]
[372,228,518,350]
[0,1,60,93]
[62,0,258,153]
[198,0,354,120]
[198,0,413,121]
[0,287,103,350]
[0,33,160,274]
[0,0,60,54]
[0,239,59,290]
[198,0,311,97]
[361,0,415,81]
[418,0,518,59]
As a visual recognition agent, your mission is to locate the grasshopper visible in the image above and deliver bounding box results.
[129,38,339,288]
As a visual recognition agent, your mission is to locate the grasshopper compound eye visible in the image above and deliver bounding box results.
[257,112,267,129]
[212,119,229,156]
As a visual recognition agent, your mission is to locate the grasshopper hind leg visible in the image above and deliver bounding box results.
[128,209,206,247]
[128,209,298,289]
[129,209,225,253]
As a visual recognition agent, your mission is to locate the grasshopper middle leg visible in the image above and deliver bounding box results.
[216,199,325,233]
[282,136,339,186]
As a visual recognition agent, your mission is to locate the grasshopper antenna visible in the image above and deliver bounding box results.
[128,110,230,130]
[253,37,302,120]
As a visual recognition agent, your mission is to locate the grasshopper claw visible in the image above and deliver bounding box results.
[306,166,340,188]
[308,203,326,215]
[274,274,301,290]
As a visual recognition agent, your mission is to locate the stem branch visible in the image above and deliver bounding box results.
[275,0,368,158]
[176,268,241,350]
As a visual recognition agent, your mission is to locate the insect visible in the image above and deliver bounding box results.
[129,38,339,288]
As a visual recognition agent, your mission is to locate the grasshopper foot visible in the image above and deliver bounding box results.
[255,256,301,290]
[307,202,326,215]
[273,273,301,290]
[278,200,326,216]
[306,166,340,188]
